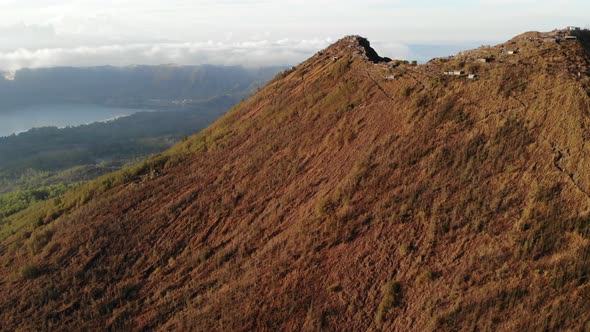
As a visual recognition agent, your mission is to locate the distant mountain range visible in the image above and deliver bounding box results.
[0,64,285,111]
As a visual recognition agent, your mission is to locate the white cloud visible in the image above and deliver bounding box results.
[0,39,340,71]
[0,37,417,71]
[0,0,587,69]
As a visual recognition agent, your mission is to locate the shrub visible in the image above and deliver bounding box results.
[466,63,481,73]
[401,86,413,97]
[197,247,213,264]
[414,94,430,109]
[316,197,336,218]
[417,269,434,284]
[27,228,55,255]
[333,58,352,77]
[398,244,409,255]
[327,283,342,293]
[375,280,402,325]
[20,263,44,280]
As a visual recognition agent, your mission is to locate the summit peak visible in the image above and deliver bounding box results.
[321,35,392,63]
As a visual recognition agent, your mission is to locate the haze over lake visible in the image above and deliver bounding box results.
[0,104,149,137]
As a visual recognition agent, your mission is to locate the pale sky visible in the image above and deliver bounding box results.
[0,0,588,70]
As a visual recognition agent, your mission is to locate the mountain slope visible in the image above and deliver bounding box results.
[2,31,590,331]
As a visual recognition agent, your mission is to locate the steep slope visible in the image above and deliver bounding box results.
[2,31,590,331]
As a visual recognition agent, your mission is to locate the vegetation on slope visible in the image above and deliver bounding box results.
[0,183,74,220]
[1,31,590,331]
[0,96,234,191]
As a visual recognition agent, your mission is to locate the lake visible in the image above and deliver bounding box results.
[0,104,149,137]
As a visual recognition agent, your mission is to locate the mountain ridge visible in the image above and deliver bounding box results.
[0,64,284,110]
[2,29,590,331]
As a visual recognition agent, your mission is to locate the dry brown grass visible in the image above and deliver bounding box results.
[1,31,590,331]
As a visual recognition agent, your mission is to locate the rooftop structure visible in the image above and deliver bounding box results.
[443,70,465,76]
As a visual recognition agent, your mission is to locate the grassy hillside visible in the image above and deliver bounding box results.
[1,30,590,331]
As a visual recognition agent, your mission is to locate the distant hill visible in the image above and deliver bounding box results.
[0,95,237,193]
[0,64,285,110]
[2,29,590,331]
[0,65,285,196]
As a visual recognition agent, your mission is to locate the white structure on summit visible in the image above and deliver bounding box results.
[443,70,465,76]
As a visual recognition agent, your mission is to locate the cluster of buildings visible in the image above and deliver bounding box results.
[389,26,585,83]
[441,25,586,80]
[563,26,581,40]
[443,71,478,79]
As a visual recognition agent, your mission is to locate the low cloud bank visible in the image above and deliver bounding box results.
[0,39,328,71]
[0,38,411,71]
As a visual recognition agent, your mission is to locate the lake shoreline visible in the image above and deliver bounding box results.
[0,103,154,137]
